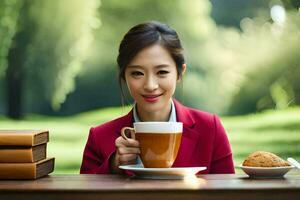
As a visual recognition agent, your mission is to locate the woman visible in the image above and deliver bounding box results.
[80,21,235,174]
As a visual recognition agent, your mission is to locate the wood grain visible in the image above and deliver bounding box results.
[0,174,300,200]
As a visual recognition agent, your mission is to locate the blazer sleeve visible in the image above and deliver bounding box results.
[210,115,235,174]
[80,127,113,174]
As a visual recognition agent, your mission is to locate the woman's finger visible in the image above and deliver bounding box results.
[115,136,139,148]
[118,147,140,155]
[119,154,138,164]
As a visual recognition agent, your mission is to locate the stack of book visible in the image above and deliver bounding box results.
[0,130,55,179]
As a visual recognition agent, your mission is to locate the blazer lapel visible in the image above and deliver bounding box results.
[114,109,134,136]
[172,99,199,167]
[173,99,196,136]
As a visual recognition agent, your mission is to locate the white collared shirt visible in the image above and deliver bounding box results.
[133,99,177,122]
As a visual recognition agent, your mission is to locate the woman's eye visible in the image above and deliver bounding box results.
[131,71,143,76]
[158,70,169,75]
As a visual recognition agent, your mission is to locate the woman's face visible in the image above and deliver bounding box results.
[124,44,183,115]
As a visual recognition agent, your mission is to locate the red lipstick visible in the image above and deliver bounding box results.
[142,94,162,103]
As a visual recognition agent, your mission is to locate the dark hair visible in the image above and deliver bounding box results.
[117,21,185,103]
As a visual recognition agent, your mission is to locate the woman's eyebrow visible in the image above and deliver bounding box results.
[155,64,170,69]
[127,64,170,69]
[126,65,143,69]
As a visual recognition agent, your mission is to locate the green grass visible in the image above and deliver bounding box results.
[1,106,299,174]
[223,107,300,174]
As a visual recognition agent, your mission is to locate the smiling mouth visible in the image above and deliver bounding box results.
[142,94,163,103]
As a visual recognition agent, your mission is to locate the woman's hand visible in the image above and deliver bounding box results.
[110,136,140,173]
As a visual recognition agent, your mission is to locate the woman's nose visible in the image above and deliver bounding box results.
[143,76,158,91]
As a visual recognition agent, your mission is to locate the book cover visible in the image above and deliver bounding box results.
[0,130,49,146]
[0,157,55,179]
[0,143,47,163]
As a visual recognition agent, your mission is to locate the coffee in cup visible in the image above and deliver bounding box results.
[121,122,182,168]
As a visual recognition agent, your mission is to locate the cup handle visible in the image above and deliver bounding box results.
[121,127,136,140]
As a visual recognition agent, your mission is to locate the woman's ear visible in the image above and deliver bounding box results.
[177,64,187,82]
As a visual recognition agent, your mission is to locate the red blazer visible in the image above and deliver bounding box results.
[80,99,235,174]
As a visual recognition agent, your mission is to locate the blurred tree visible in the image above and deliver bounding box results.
[44,0,300,115]
[5,1,31,119]
[2,0,100,118]
[210,0,269,28]
[58,0,217,115]
[282,0,300,10]
[227,10,300,114]
[2,0,298,116]
[178,0,300,115]
[0,0,23,76]
[0,0,23,114]
[195,1,300,115]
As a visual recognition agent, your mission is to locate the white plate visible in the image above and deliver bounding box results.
[239,164,295,178]
[119,164,206,179]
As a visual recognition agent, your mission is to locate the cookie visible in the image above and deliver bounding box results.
[243,151,290,167]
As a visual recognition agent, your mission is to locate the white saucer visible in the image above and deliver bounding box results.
[239,164,295,178]
[119,164,206,179]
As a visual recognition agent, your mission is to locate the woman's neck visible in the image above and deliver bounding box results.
[136,101,172,122]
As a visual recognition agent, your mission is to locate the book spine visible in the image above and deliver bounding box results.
[0,163,36,179]
[0,135,33,146]
[0,148,33,162]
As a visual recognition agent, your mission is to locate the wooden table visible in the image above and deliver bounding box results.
[0,173,300,200]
